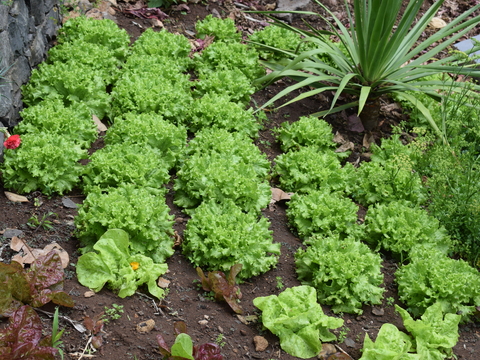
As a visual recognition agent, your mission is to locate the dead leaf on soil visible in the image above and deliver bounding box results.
[173,230,182,247]
[237,314,258,325]
[429,17,447,29]
[333,131,347,144]
[335,141,354,153]
[271,188,293,202]
[10,239,69,268]
[84,291,96,298]
[363,132,376,149]
[92,115,107,133]
[157,277,171,288]
[4,191,29,203]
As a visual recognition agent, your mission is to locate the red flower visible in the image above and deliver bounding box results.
[4,134,21,149]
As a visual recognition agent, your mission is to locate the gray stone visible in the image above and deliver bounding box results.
[3,229,23,238]
[0,5,9,31]
[28,0,46,26]
[454,35,480,63]
[62,197,78,209]
[29,27,46,66]
[10,56,30,87]
[275,0,312,23]
[344,337,356,348]
[0,131,4,162]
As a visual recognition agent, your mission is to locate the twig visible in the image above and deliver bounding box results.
[135,291,165,316]
[35,308,87,333]
[335,344,353,359]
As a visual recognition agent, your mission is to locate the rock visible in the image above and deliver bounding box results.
[3,229,23,238]
[275,0,312,23]
[198,319,208,326]
[253,336,268,352]
[344,337,356,348]
[372,307,385,316]
[62,197,78,209]
[429,17,447,29]
[136,319,155,333]
[84,291,95,298]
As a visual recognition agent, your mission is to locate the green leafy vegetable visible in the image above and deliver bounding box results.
[395,246,480,319]
[274,147,355,194]
[76,229,169,299]
[17,99,97,149]
[81,143,171,194]
[2,133,87,195]
[274,115,336,152]
[195,15,241,43]
[75,184,174,263]
[0,251,74,318]
[253,285,343,359]
[286,189,359,239]
[183,199,279,280]
[364,201,451,260]
[295,234,384,314]
[105,112,187,169]
[396,303,461,360]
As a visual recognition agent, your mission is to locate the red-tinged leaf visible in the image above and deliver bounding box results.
[83,316,95,332]
[174,321,188,335]
[91,335,103,349]
[0,305,57,360]
[227,264,242,287]
[48,290,75,307]
[27,251,64,290]
[156,334,172,357]
[196,267,212,292]
[193,343,223,360]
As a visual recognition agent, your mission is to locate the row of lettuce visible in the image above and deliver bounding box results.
[1,14,479,360]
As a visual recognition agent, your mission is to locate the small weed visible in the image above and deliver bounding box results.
[259,139,272,147]
[52,307,65,360]
[386,296,395,306]
[337,325,350,343]
[215,333,226,347]
[27,212,57,231]
[275,276,284,290]
[103,304,124,323]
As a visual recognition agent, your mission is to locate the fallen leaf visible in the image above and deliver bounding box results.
[333,131,347,144]
[10,236,25,252]
[335,141,354,153]
[84,291,96,298]
[92,115,107,133]
[362,132,375,149]
[10,240,69,268]
[157,277,171,289]
[271,188,293,202]
[429,17,447,29]
[237,314,258,325]
[347,114,365,132]
[173,230,182,247]
[4,191,29,203]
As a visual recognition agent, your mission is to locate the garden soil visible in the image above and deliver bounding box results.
[1,1,480,359]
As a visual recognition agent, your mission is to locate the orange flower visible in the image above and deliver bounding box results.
[130,262,140,270]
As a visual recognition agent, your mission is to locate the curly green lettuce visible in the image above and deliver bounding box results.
[395,246,480,319]
[295,234,384,314]
[76,229,168,299]
[195,15,242,42]
[183,199,280,280]
[364,201,452,260]
[105,112,187,169]
[17,99,97,149]
[274,115,336,152]
[253,285,343,358]
[2,133,87,195]
[274,146,355,194]
[75,184,174,263]
[286,189,360,239]
[81,143,171,194]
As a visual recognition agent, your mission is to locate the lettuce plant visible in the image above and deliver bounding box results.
[46,41,123,84]
[253,285,343,358]
[81,143,171,194]
[183,199,280,280]
[193,69,255,105]
[194,41,264,81]
[395,246,480,319]
[130,28,192,70]
[359,303,462,360]
[0,251,75,318]
[21,61,111,119]
[110,71,193,123]
[2,133,87,195]
[0,305,60,360]
[57,16,130,61]
[105,112,187,169]
[17,99,97,149]
[274,115,336,152]
[364,201,452,261]
[76,229,169,299]
[195,14,241,43]
[175,129,271,213]
[286,189,360,239]
[352,155,427,206]
[274,146,355,194]
[123,53,191,77]
[187,93,259,137]
[75,184,174,263]
[295,234,384,314]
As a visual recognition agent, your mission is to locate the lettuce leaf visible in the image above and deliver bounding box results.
[76,229,168,299]
[253,285,343,359]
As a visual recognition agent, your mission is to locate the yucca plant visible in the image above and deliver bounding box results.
[252,0,480,139]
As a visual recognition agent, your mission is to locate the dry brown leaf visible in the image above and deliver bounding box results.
[84,291,96,298]
[335,141,354,153]
[4,191,29,203]
[271,188,293,202]
[362,132,375,149]
[173,230,182,247]
[429,17,447,29]
[10,236,25,252]
[10,240,69,268]
[157,277,171,289]
[333,131,347,144]
[92,115,107,133]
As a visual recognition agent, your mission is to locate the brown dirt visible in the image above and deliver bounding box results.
[1,1,480,360]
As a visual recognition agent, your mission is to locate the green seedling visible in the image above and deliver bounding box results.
[52,307,65,360]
